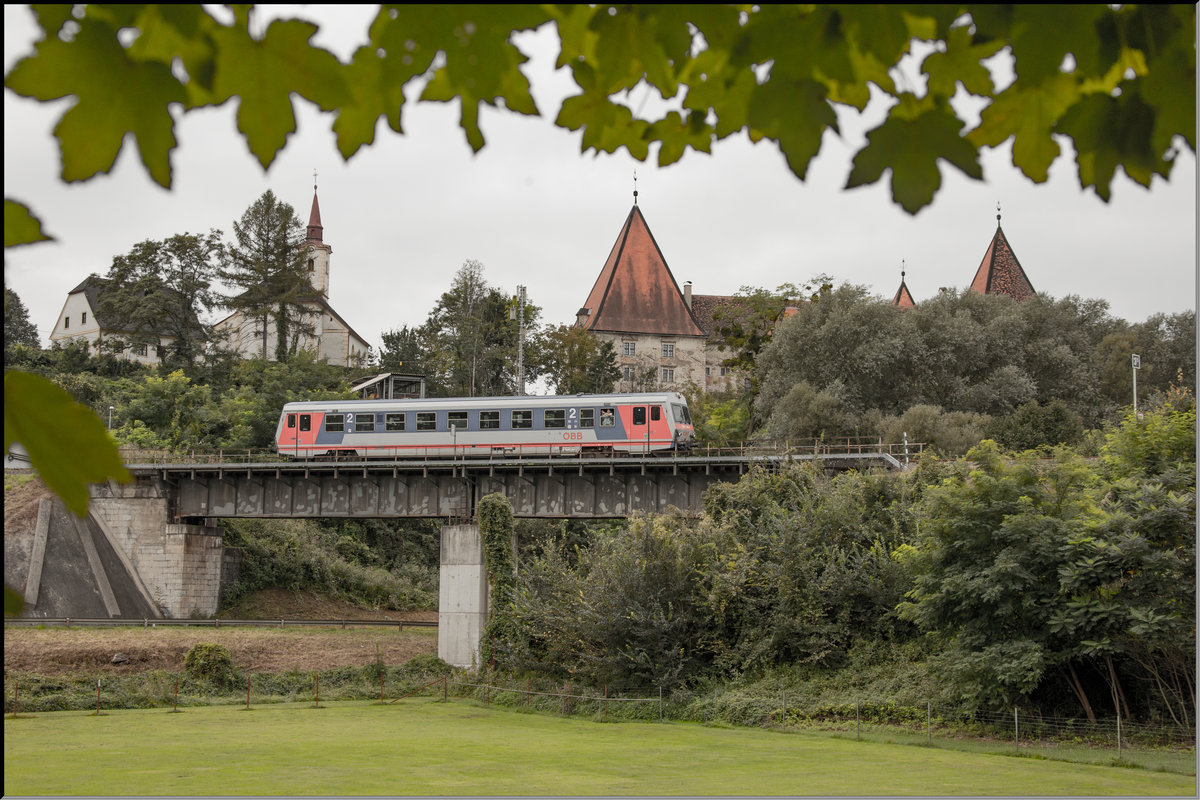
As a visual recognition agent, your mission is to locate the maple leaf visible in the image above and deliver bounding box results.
[4,200,53,247]
[846,99,983,213]
[208,18,347,169]
[6,16,184,186]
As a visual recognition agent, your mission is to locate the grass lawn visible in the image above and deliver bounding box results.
[5,699,1195,796]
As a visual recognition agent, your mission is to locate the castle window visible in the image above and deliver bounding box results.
[661,343,675,359]
[81,312,87,324]
[308,258,315,271]
[661,367,675,383]
[623,341,636,357]
[622,366,635,381]
[64,316,69,329]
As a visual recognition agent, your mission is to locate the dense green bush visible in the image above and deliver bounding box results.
[184,643,242,690]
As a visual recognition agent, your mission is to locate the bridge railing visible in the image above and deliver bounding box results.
[118,439,927,466]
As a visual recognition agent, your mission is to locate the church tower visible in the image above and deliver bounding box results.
[304,179,332,299]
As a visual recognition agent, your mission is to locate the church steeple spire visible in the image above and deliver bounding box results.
[307,170,324,244]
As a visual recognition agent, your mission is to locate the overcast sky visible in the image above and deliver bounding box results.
[5,5,1197,357]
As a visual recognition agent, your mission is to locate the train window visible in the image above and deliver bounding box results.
[651,407,661,421]
[633,407,646,425]
[416,412,437,431]
[580,409,595,428]
[355,413,375,432]
[287,414,296,429]
[544,409,565,429]
[599,408,615,427]
[385,413,405,431]
[511,409,532,429]
[300,415,310,431]
[325,414,344,432]
[448,411,468,431]
[672,404,691,425]
[479,410,500,430]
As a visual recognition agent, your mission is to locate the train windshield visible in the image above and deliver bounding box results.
[671,404,692,425]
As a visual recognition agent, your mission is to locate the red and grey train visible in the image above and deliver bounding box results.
[274,392,695,459]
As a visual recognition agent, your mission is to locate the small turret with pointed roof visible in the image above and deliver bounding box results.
[891,260,915,308]
[969,204,1035,301]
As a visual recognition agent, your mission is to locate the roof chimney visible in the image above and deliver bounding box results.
[683,281,693,309]
[575,307,591,327]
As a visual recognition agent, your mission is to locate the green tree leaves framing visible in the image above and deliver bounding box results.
[5,3,1195,233]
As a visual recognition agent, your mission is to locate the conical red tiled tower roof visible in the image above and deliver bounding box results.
[577,205,705,337]
[969,212,1035,301]
[307,187,324,244]
[891,276,915,308]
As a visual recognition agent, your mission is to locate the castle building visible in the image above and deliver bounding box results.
[213,185,371,367]
[575,199,741,393]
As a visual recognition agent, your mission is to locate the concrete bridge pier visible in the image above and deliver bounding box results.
[438,523,488,668]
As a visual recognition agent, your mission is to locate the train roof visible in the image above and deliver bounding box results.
[280,392,688,412]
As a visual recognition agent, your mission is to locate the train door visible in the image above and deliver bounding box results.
[298,413,312,458]
[632,405,649,455]
[285,413,298,457]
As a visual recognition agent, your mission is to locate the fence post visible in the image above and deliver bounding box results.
[1116,714,1122,759]
[95,679,101,715]
[246,676,251,710]
[1014,708,1019,749]
[12,679,17,717]
[856,702,860,740]
[927,701,932,745]
[443,675,448,702]
[659,685,663,722]
[782,691,787,727]
[604,685,608,719]
[315,673,319,707]
[173,676,179,713]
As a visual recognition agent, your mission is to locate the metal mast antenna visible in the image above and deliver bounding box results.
[512,285,527,395]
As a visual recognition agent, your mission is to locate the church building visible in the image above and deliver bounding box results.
[213,184,371,367]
